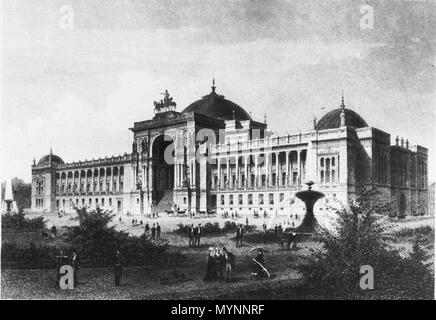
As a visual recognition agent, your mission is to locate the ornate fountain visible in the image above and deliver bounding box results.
[295,181,324,233]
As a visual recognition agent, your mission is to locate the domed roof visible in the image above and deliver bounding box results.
[182,81,252,121]
[316,97,368,130]
[38,152,64,165]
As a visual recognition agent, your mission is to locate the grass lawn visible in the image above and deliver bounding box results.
[1,212,434,299]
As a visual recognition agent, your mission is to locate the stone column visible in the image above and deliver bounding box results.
[244,155,248,190]
[297,150,301,186]
[285,151,289,187]
[276,152,279,188]
[226,158,230,190]
[265,152,270,188]
[255,154,259,190]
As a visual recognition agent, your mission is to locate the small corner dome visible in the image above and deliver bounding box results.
[37,153,64,165]
[316,108,368,130]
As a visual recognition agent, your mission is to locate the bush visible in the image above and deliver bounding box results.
[1,212,46,232]
[61,207,171,267]
[173,220,255,236]
[300,189,434,299]
[1,207,177,269]
[1,242,67,269]
[394,225,433,238]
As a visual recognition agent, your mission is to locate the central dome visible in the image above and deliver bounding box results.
[182,82,252,121]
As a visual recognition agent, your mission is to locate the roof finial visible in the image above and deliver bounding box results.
[341,89,345,109]
[232,110,236,120]
[211,77,216,93]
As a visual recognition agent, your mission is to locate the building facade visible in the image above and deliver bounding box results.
[31,82,428,217]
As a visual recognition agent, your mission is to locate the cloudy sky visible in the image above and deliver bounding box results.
[1,0,435,182]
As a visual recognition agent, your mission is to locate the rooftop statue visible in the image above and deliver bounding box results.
[153,89,177,113]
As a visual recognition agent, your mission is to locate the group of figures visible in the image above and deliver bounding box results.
[144,222,162,240]
[204,246,235,282]
[188,223,203,247]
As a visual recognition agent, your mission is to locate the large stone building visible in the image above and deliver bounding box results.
[31,82,428,217]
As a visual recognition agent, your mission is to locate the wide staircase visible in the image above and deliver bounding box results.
[152,190,173,214]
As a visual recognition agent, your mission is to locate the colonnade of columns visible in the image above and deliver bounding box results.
[174,160,196,188]
[57,166,125,195]
[212,149,306,190]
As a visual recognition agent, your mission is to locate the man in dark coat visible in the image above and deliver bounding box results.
[151,223,156,240]
[223,247,235,282]
[188,224,195,247]
[71,249,80,287]
[195,223,202,247]
[114,250,122,286]
[236,224,244,247]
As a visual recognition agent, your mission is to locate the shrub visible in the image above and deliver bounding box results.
[173,221,255,236]
[1,211,46,232]
[300,189,434,299]
[61,207,171,267]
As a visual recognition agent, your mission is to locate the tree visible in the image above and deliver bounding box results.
[301,189,434,299]
[63,207,170,267]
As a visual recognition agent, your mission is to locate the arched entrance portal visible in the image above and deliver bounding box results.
[152,135,175,205]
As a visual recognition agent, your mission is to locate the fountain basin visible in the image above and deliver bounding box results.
[295,181,324,233]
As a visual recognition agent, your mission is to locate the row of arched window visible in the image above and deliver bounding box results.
[55,166,124,179]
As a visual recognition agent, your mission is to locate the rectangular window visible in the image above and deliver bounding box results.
[220,195,225,205]
[279,193,284,202]
[229,195,234,205]
[248,194,253,205]
[238,194,243,205]
[269,193,274,205]
[259,194,264,205]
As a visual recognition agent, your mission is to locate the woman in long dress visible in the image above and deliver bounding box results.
[204,247,217,281]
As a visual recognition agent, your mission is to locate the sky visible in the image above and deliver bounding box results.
[1,0,435,183]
